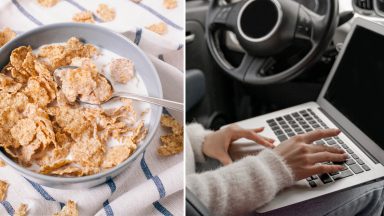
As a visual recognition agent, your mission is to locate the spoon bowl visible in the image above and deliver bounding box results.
[53,66,183,111]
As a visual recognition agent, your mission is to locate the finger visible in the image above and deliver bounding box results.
[252,127,265,133]
[309,144,345,154]
[301,129,340,143]
[246,132,275,148]
[308,164,345,176]
[307,152,349,164]
[260,135,275,144]
[218,154,233,166]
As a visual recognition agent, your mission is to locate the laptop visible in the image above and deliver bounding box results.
[229,17,384,213]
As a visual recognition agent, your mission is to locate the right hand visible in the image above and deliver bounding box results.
[273,128,348,181]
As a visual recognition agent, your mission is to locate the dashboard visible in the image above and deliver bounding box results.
[353,0,384,17]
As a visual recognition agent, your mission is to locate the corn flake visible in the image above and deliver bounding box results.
[102,145,132,168]
[0,27,16,47]
[14,203,28,216]
[51,166,83,176]
[37,0,59,7]
[110,58,135,84]
[58,58,112,104]
[40,159,71,174]
[146,22,168,35]
[0,159,5,167]
[53,200,78,216]
[163,0,177,9]
[72,11,95,23]
[158,115,183,156]
[0,180,8,201]
[96,4,116,22]
[10,118,37,146]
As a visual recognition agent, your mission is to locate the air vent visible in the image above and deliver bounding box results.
[376,0,384,12]
[354,0,374,10]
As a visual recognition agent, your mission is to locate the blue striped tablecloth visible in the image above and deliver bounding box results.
[0,0,184,215]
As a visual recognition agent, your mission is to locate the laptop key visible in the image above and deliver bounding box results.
[275,130,284,135]
[293,127,301,131]
[329,171,339,176]
[341,144,348,149]
[284,115,293,121]
[333,145,342,149]
[333,170,354,181]
[349,164,364,174]
[351,154,359,159]
[267,119,275,124]
[356,158,365,165]
[276,117,283,121]
[277,135,288,142]
[292,112,300,117]
[346,159,356,165]
[298,121,307,125]
[315,140,325,145]
[287,132,295,137]
[319,174,333,184]
[362,164,371,171]
[308,181,317,188]
[284,129,293,133]
[327,140,336,145]
[282,125,290,129]
[346,149,354,154]
[269,123,277,128]
[271,126,280,131]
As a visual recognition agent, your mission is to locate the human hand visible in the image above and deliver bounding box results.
[273,128,348,181]
[203,124,275,165]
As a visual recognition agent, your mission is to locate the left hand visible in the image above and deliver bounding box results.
[202,124,275,165]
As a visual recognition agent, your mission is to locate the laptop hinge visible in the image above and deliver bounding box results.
[318,108,379,164]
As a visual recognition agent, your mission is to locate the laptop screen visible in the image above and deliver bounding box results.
[324,26,384,147]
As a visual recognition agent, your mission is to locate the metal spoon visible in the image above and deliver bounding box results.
[53,66,183,112]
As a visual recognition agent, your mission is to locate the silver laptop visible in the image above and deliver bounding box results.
[229,17,384,213]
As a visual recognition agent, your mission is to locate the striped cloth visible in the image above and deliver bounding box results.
[0,0,184,215]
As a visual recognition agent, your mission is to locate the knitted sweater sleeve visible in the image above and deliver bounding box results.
[187,149,295,216]
[186,123,213,163]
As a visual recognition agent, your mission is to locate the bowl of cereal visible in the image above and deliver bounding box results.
[0,23,163,189]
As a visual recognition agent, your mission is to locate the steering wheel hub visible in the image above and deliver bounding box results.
[238,0,282,42]
[235,0,298,56]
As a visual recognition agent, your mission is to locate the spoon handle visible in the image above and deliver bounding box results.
[113,92,183,112]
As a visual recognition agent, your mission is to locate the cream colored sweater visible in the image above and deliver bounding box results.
[186,123,295,216]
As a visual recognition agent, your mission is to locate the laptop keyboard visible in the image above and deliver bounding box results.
[266,109,371,188]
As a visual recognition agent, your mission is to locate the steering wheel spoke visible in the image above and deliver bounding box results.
[242,55,275,83]
[207,2,240,31]
[295,4,327,44]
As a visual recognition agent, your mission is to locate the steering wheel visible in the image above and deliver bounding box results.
[206,0,339,85]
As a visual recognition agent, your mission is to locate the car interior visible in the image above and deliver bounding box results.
[186,0,384,215]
